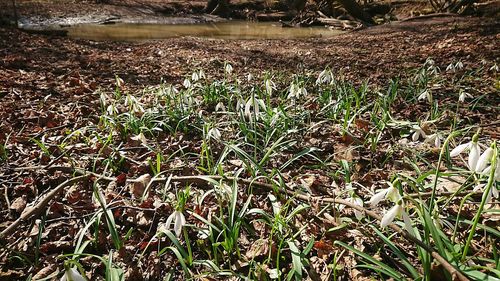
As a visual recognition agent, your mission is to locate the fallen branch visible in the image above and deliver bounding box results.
[400,12,458,22]
[158,175,469,281]
[5,166,472,280]
[0,175,90,239]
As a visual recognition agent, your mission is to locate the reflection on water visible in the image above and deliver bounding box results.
[67,21,344,41]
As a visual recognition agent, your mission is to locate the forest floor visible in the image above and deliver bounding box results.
[0,0,499,280]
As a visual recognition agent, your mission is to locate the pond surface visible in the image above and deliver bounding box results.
[67,21,344,41]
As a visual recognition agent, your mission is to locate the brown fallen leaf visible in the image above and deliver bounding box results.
[129,174,152,198]
[10,195,27,213]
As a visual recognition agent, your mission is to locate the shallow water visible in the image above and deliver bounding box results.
[67,21,344,41]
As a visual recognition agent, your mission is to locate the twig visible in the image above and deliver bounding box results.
[30,123,75,139]
[156,175,469,281]
[5,166,471,280]
[0,175,90,239]
[400,13,458,22]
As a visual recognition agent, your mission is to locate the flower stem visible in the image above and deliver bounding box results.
[461,141,497,261]
[429,131,459,210]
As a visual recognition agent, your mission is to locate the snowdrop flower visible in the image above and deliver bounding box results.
[411,125,427,142]
[99,92,109,108]
[106,104,117,115]
[60,267,86,281]
[349,195,364,220]
[215,102,226,112]
[316,69,333,85]
[458,91,473,103]
[183,78,192,89]
[368,182,401,206]
[339,185,365,220]
[380,201,411,230]
[265,79,275,96]
[208,127,221,141]
[124,95,144,114]
[482,157,500,181]
[473,182,498,204]
[425,133,441,148]
[490,63,499,72]
[417,90,431,102]
[475,147,494,173]
[224,63,233,74]
[165,210,186,237]
[131,132,148,146]
[191,71,200,82]
[287,82,307,100]
[244,96,266,120]
[247,73,253,82]
[450,135,485,172]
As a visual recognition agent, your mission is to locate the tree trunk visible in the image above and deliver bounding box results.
[336,0,374,24]
[12,0,18,27]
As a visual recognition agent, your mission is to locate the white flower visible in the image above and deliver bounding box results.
[183,78,192,89]
[368,182,401,206]
[287,82,307,100]
[473,182,499,204]
[191,71,200,82]
[348,196,364,220]
[215,102,226,112]
[106,104,117,115]
[244,97,266,120]
[247,73,253,81]
[425,133,441,148]
[458,91,473,103]
[208,127,221,141]
[417,90,431,102]
[165,210,186,237]
[476,147,494,173]
[197,228,210,239]
[411,126,427,142]
[60,267,86,281]
[450,140,486,172]
[224,63,233,74]
[131,133,148,146]
[316,69,333,85]
[198,69,206,79]
[380,202,411,230]
[482,158,500,180]
[265,79,275,96]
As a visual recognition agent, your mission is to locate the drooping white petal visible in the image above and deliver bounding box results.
[244,99,252,119]
[475,147,493,173]
[60,267,86,281]
[386,184,401,203]
[491,186,499,199]
[450,142,471,157]
[412,131,420,142]
[381,204,402,228]
[473,183,485,192]
[165,212,174,229]
[174,211,186,237]
[434,135,441,148]
[368,189,388,206]
[208,128,221,141]
[468,143,481,171]
[225,63,233,74]
[353,197,364,220]
[402,210,413,233]
[215,102,226,112]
